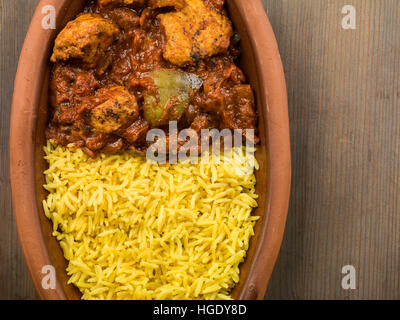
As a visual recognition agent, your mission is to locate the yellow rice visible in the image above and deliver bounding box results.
[42,140,259,300]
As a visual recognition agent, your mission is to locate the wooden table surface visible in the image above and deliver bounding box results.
[1,0,399,300]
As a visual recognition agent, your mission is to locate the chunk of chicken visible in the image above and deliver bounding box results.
[158,0,232,66]
[149,0,185,9]
[50,14,119,67]
[82,86,139,134]
[98,0,146,7]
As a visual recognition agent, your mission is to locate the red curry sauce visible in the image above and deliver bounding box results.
[47,0,258,157]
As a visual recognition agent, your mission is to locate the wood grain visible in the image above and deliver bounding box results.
[0,0,40,299]
[263,0,400,299]
[0,0,399,299]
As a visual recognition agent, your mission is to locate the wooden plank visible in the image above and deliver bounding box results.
[0,0,399,300]
[262,0,400,299]
[0,0,40,299]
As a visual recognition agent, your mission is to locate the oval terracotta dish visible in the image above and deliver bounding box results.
[10,0,290,300]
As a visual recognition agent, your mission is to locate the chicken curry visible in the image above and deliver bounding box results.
[47,0,258,157]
